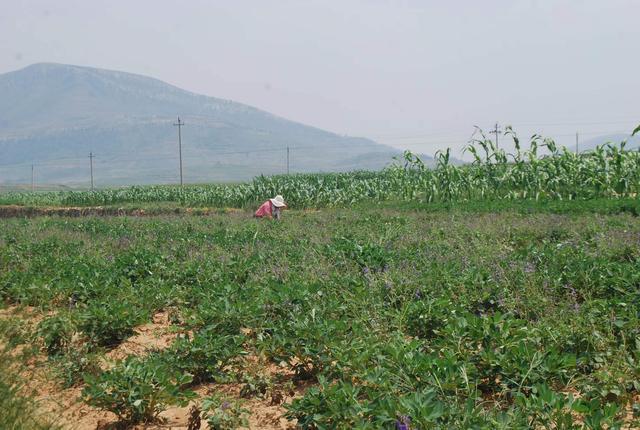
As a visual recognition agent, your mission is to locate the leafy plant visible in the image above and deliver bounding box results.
[51,345,101,388]
[78,300,147,347]
[201,394,249,430]
[37,313,78,355]
[239,373,272,399]
[156,328,244,384]
[82,356,194,423]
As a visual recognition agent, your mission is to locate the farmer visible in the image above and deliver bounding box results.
[254,195,287,220]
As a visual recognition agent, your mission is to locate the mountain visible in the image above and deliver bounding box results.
[578,133,640,152]
[0,63,411,186]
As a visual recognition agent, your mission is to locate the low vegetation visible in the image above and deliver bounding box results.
[1,198,639,428]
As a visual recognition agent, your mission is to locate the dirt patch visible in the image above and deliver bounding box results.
[36,383,118,430]
[623,394,640,428]
[0,205,127,218]
[104,311,179,362]
[154,373,308,430]
[0,304,49,325]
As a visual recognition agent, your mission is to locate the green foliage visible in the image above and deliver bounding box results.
[328,236,391,271]
[37,313,78,355]
[239,373,272,399]
[155,328,244,384]
[50,345,101,388]
[2,193,640,427]
[82,356,194,423]
[201,394,249,430]
[515,384,623,429]
[78,301,148,347]
[286,378,447,429]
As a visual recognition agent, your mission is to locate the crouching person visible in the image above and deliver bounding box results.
[254,195,287,220]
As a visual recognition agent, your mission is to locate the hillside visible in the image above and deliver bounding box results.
[0,63,408,186]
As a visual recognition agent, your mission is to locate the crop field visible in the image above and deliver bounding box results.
[1,129,639,210]
[1,131,640,429]
[1,198,639,429]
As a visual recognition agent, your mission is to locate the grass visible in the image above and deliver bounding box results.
[382,197,640,215]
[1,200,639,428]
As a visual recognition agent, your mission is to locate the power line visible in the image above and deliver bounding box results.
[506,119,639,128]
[0,128,630,171]
[0,127,635,183]
[397,129,633,148]
[364,120,639,141]
[0,156,87,168]
[0,136,420,171]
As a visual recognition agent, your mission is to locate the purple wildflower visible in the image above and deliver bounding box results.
[396,415,411,430]
[362,266,370,275]
[221,401,230,410]
[414,289,423,300]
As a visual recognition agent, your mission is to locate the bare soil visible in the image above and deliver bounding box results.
[104,311,179,362]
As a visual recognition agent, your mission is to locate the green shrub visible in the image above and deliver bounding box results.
[37,313,78,355]
[82,356,194,423]
[79,301,147,347]
[157,328,243,384]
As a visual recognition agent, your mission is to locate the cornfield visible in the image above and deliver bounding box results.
[1,127,638,208]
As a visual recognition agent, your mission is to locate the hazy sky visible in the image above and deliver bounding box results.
[2,0,639,156]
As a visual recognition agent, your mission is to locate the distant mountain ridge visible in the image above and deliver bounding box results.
[0,63,409,185]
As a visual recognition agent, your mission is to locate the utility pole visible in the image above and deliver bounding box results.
[489,122,501,149]
[89,152,95,191]
[31,164,35,192]
[286,146,290,175]
[575,132,579,155]
[173,116,184,187]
